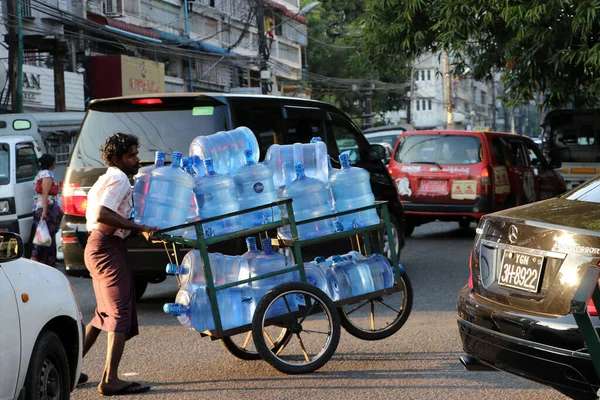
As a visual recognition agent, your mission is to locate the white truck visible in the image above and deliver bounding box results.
[0,113,84,242]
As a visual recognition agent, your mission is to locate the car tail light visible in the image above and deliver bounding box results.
[468,250,474,289]
[63,182,88,216]
[132,98,162,105]
[480,166,492,196]
[588,299,598,316]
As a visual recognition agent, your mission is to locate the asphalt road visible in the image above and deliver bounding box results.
[67,222,569,400]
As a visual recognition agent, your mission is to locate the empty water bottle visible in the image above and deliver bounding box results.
[195,159,241,238]
[278,162,337,240]
[359,254,394,291]
[140,152,195,235]
[302,257,330,297]
[326,255,375,301]
[325,155,339,213]
[241,237,262,261]
[181,157,203,239]
[233,149,280,228]
[329,153,380,230]
[249,238,297,318]
[132,151,165,223]
[191,155,206,177]
[189,127,259,176]
[265,138,329,188]
[163,284,215,332]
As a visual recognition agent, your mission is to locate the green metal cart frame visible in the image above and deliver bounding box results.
[154,198,413,374]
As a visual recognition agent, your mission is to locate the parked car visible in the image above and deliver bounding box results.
[62,93,405,299]
[458,176,600,399]
[0,231,83,399]
[364,124,414,163]
[388,130,566,236]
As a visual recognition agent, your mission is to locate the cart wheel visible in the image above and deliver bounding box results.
[252,282,341,374]
[338,271,413,341]
[221,329,292,361]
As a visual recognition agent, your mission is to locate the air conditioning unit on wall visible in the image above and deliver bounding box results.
[102,0,120,15]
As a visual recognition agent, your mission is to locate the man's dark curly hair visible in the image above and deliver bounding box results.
[100,133,139,167]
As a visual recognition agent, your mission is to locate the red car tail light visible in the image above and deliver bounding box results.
[468,250,474,289]
[480,166,492,196]
[62,182,88,216]
[131,98,163,105]
[589,299,598,316]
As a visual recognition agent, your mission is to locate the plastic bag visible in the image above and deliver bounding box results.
[33,220,52,247]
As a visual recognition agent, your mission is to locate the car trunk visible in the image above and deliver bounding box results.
[471,198,600,316]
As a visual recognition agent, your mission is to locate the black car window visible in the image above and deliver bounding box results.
[491,138,509,165]
[282,106,326,145]
[328,112,367,165]
[566,178,600,203]
[394,134,482,165]
[71,106,229,166]
[229,99,285,161]
[524,140,549,168]
[16,143,39,182]
[506,139,528,167]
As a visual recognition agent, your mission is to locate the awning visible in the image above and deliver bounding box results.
[264,0,307,24]
[151,29,235,55]
[87,13,161,40]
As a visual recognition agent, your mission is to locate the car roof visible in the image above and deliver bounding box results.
[365,131,404,138]
[401,129,531,140]
[364,124,414,134]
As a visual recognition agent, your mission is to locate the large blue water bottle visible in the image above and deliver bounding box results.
[265,138,329,188]
[326,255,375,301]
[250,238,297,318]
[141,152,194,234]
[195,159,241,238]
[278,162,337,240]
[302,256,330,297]
[189,127,259,176]
[181,157,204,239]
[233,149,280,228]
[163,284,215,332]
[329,153,380,230]
[242,237,262,261]
[132,151,165,223]
[359,254,394,291]
[166,250,249,289]
[325,155,339,213]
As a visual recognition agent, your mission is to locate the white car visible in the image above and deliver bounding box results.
[0,232,83,400]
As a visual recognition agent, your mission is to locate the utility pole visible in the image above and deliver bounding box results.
[7,0,23,112]
[444,52,453,128]
[256,0,269,94]
[490,73,497,131]
[363,72,374,130]
[54,42,66,112]
[183,0,194,92]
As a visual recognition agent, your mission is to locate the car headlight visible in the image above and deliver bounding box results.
[0,200,9,213]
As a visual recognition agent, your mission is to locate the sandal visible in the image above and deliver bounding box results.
[76,373,89,387]
[99,382,151,396]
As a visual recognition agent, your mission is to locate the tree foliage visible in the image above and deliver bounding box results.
[357,0,600,109]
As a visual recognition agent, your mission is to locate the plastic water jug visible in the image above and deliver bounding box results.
[233,149,281,228]
[189,127,259,176]
[195,159,241,238]
[132,151,165,223]
[326,255,375,301]
[302,257,330,297]
[325,155,339,213]
[278,162,337,240]
[241,237,262,262]
[140,152,194,235]
[191,155,206,177]
[163,284,215,332]
[329,153,380,230]
[249,238,297,318]
[181,157,203,239]
[359,254,395,291]
[264,138,329,188]
[166,250,250,290]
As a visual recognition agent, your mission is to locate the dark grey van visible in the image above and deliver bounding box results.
[62,93,405,298]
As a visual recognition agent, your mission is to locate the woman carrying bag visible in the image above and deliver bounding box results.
[31,153,63,267]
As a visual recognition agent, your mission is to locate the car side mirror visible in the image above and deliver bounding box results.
[368,144,386,161]
[0,232,24,261]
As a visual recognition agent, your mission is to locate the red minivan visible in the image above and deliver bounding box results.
[388,130,566,236]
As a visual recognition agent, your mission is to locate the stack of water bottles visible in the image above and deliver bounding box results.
[163,237,297,332]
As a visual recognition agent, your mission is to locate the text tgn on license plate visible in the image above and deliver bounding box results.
[498,250,544,293]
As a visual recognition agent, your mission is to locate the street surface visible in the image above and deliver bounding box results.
[67,222,569,399]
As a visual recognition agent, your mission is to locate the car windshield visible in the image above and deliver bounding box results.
[394,134,482,166]
[70,106,229,167]
[565,178,600,203]
[366,133,400,147]
[0,143,9,185]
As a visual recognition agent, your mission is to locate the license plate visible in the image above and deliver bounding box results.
[420,180,448,195]
[498,250,544,293]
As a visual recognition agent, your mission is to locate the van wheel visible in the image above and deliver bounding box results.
[134,279,148,301]
[23,330,70,400]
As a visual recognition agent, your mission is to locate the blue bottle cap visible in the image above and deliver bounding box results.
[156,151,166,161]
[172,152,183,167]
[339,153,350,169]
[261,237,272,252]
[310,137,323,143]
[204,158,215,174]
[294,162,305,178]
[331,255,343,264]
[163,303,183,316]
[165,263,178,274]
[246,237,256,249]
[314,256,326,264]
[244,149,254,164]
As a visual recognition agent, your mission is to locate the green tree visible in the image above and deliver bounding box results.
[357,0,600,109]
[303,0,409,124]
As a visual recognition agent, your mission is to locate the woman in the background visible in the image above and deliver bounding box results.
[31,153,63,266]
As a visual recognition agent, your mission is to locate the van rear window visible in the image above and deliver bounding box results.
[70,107,229,167]
[394,134,482,166]
[0,144,9,185]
